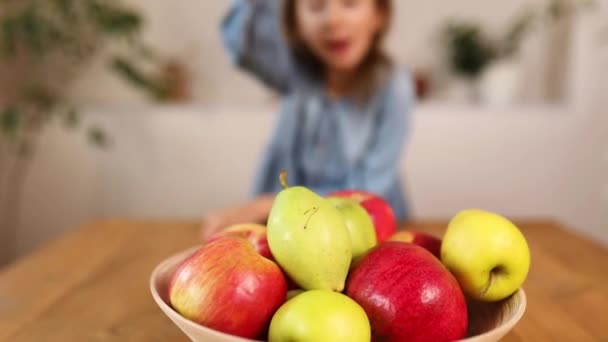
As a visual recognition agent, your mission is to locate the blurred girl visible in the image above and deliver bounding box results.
[203,0,414,238]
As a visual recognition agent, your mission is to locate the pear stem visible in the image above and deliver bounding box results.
[279,170,289,189]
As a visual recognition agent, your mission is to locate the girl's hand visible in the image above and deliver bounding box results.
[200,211,236,241]
[200,194,276,241]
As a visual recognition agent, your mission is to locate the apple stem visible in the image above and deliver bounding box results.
[480,266,504,297]
[279,170,289,189]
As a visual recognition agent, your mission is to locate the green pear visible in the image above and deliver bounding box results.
[327,197,377,262]
[267,171,352,292]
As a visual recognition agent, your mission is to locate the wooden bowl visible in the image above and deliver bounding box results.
[150,246,526,342]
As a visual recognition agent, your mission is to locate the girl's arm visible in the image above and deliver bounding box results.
[220,0,293,94]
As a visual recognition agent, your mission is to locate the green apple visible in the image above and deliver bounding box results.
[268,290,371,342]
[441,209,531,302]
[328,197,377,261]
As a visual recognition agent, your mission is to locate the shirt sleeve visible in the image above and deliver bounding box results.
[220,0,293,94]
[342,70,414,198]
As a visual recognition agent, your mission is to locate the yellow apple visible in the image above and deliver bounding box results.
[440,209,531,302]
[268,290,370,342]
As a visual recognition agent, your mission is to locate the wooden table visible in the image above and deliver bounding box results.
[0,219,607,341]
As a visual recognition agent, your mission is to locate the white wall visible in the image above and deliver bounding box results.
[562,4,608,244]
[15,123,101,255]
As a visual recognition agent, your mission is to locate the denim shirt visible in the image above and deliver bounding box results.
[220,0,414,220]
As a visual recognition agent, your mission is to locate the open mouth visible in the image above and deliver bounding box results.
[325,38,352,55]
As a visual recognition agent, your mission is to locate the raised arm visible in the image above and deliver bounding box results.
[220,0,293,94]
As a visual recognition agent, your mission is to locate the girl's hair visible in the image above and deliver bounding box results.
[282,0,393,103]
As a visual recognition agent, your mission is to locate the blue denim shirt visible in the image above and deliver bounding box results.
[220,0,414,220]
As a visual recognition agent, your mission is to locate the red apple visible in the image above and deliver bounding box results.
[206,223,273,261]
[389,230,442,259]
[329,190,397,243]
[169,237,287,339]
[346,242,468,342]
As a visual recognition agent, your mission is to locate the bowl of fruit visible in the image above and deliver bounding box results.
[150,173,529,342]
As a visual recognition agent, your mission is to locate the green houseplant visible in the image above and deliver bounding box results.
[441,21,496,80]
[438,0,597,104]
[0,0,169,265]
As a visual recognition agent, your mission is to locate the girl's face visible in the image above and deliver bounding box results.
[295,0,386,74]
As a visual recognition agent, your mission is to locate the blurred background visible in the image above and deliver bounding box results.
[0,0,606,266]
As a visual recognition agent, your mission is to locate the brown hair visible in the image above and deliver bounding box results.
[282,0,393,102]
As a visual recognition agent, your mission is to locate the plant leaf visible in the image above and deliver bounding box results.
[502,10,535,57]
[442,21,495,78]
[87,1,142,37]
[110,56,169,100]
[17,4,76,58]
[23,84,57,109]
[0,17,18,58]
[19,6,46,55]
[88,126,108,148]
[548,0,566,21]
[63,108,79,128]
[1,107,20,135]
[129,40,160,62]
[52,0,77,20]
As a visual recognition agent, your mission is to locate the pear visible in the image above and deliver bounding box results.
[267,171,352,292]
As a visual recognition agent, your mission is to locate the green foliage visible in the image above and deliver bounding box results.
[111,56,171,101]
[87,1,142,36]
[63,108,79,128]
[501,11,535,58]
[23,84,57,109]
[0,0,144,58]
[442,21,496,79]
[1,107,20,135]
[88,126,108,147]
[441,0,597,79]
[0,0,168,148]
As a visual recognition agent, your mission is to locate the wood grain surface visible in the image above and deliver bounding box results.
[0,219,606,341]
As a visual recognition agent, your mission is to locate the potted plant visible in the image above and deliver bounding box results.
[439,0,598,106]
[0,0,170,265]
[440,21,496,103]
